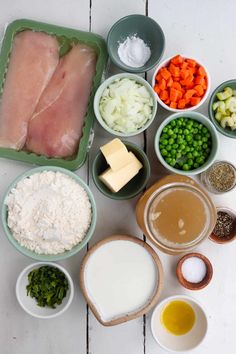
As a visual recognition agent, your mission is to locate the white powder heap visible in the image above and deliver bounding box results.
[5,171,92,255]
[182,257,207,283]
[118,35,151,68]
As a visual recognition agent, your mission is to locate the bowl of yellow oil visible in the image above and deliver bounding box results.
[151,295,208,352]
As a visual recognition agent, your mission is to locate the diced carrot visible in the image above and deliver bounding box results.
[194,84,204,97]
[198,66,206,77]
[188,67,197,76]
[185,98,191,105]
[171,55,184,66]
[184,89,196,100]
[164,99,171,105]
[180,69,190,80]
[181,61,188,69]
[203,82,207,90]
[174,77,181,82]
[170,101,177,109]
[191,97,201,106]
[170,88,179,102]
[160,89,169,101]
[160,67,171,80]
[178,99,186,109]
[195,76,205,85]
[169,63,180,77]
[166,76,174,87]
[159,78,167,90]
[156,73,162,82]
[176,90,183,100]
[180,75,194,87]
[172,81,182,91]
[186,59,197,67]
[154,84,161,94]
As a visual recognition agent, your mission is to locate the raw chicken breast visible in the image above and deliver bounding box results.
[0,30,59,149]
[26,44,97,158]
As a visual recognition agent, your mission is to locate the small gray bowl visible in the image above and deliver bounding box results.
[208,79,236,139]
[92,141,150,200]
[154,112,219,176]
[107,14,165,73]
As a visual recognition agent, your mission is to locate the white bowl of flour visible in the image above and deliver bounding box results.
[2,166,97,261]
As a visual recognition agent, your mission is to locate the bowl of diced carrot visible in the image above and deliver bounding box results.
[152,54,210,112]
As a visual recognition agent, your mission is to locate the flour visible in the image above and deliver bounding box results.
[5,171,92,254]
[117,35,151,68]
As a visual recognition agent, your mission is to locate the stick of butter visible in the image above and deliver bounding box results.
[100,138,133,171]
[99,152,143,193]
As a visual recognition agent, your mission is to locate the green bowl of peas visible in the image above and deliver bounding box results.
[154,112,219,175]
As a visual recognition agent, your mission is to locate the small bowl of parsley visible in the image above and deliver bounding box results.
[16,262,74,319]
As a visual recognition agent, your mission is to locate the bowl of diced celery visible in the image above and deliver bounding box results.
[154,112,219,175]
[209,80,236,138]
[94,73,157,137]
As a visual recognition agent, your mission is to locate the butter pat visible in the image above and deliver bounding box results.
[100,138,133,171]
[99,152,143,192]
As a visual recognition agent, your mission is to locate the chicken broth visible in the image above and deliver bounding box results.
[148,187,208,245]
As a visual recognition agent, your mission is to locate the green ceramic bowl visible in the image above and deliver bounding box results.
[209,79,236,139]
[1,166,97,261]
[94,73,157,137]
[154,112,219,176]
[92,141,150,200]
[107,14,165,73]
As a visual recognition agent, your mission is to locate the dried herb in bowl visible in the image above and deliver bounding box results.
[201,161,236,193]
[26,266,69,308]
[212,210,236,241]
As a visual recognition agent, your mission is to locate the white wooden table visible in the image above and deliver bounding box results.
[0,1,235,353]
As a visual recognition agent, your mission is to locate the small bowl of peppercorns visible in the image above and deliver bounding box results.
[210,207,236,244]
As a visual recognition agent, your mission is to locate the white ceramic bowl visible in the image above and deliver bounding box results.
[151,55,211,112]
[16,262,74,319]
[94,73,157,137]
[151,295,208,352]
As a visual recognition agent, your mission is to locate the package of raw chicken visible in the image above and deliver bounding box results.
[0,19,107,170]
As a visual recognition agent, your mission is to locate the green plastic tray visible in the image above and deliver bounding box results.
[0,19,108,170]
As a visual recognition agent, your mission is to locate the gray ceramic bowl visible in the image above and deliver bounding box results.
[208,79,236,139]
[94,73,157,137]
[154,112,219,175]
[2,166,97,261]
[107,14,165,73]
[92,141,150,200]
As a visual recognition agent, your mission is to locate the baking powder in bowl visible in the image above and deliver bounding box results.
[118,35,151,68]
[5,171,92,254]
[83,239,157,321]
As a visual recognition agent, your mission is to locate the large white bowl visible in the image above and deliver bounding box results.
[151,295,208,352]
[16,262,74,319]
[151,54,211,112]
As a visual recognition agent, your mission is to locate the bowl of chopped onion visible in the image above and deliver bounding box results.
[94,73,157,137]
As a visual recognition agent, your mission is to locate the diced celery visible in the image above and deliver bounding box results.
[218,101,226,114]
[212,101,220,111]
[215,112,222,121]
[216,87,233,100]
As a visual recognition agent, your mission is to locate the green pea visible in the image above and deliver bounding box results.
[184,129,189,135]
[187,159,193,166]
[169,138,174,145]
[163,127,168,133]
[166,157,172,164]
[203,143,208,149]
[202,127,208,134]
[161,149,168,156]
[176,152,182,159]
[173,143,178,149]
[193,141,198,147]
[183,164,189,171]
[195,134,201,140]
[185,146,191,152]
[166,145,171,151]
[193,151,198,157]
[194,162,200,168]
[180,144,186,150]
[171,149,177,156]
[187,152,193,158]
[186,135,192,142]
[168,129,174,135]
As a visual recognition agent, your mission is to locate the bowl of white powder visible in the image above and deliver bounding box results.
[107,15,165,73]
[2,166,97,261]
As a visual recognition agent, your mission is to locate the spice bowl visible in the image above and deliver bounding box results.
[92,141,150,200]
[200,160,236,194]
[210,207,236,244]
[151,295,208,352]
[176,253,213,290]
[16,262,74,319]
[107,14,165,73]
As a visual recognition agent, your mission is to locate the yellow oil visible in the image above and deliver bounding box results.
[161,300,195,336]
